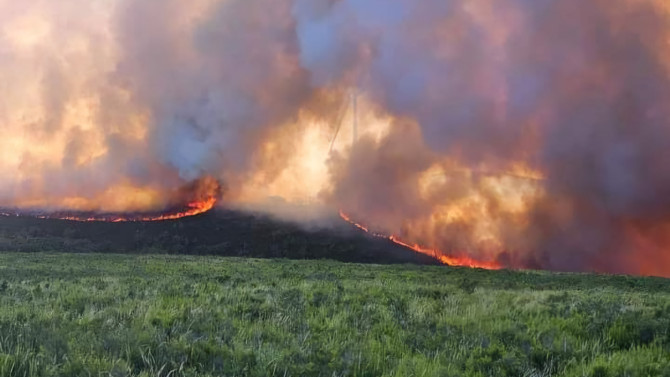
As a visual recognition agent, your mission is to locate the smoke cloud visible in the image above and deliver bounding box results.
[1,0,670,276]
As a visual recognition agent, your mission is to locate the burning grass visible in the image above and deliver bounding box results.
[339,210,502,270]
[0,176,223,223]
[0,253,668,377]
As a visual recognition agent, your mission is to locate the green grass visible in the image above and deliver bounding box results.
[0,253,668,377]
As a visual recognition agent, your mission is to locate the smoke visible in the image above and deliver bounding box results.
[302,0,670,276]
[1,0,670,275]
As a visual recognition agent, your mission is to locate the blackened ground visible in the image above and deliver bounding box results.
[0,209,440,265]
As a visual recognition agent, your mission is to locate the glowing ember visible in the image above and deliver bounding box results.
[339,210,502,270]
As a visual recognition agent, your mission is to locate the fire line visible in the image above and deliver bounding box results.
[339,210,502,270]
[0,198,217,223]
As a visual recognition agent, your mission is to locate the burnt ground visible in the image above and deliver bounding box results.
[0,209,439,265]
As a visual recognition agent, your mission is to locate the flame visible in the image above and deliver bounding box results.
[339,210,502,269]
[1,197,217,223]
[1,177,221,222]
[49,197,216,222]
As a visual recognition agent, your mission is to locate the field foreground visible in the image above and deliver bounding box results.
[0,253,669,377]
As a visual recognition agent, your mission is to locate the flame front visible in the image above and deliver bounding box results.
[339,211,502,270]
[2,176,221,222]
[36,197,217,223]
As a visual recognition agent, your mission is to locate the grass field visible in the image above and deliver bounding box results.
[0,253,669,377]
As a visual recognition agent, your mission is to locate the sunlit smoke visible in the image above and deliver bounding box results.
[2,0,670,276]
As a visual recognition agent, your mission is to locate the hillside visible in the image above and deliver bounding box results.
[0,209,439,265]
[0,253,668,377]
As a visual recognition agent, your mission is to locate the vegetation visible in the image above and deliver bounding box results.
[0,253,668,377]
[0,211,437,265]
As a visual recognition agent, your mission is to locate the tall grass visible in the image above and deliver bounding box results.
[0,253,668,376]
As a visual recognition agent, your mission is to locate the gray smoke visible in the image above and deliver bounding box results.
[296,0,670,274]
[2,0,670,275]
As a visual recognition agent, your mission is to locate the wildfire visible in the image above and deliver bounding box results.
[0,197,217,223]
[1,177,222,223]
[339,210,502,270]
[43,197,217,222]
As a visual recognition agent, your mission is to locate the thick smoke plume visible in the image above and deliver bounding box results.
[1,0,670,276]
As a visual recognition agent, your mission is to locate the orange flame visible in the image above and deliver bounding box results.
[1,177,221,223]
[0,197,218,223]
[63,197,215,222]
[339,210,502,269]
